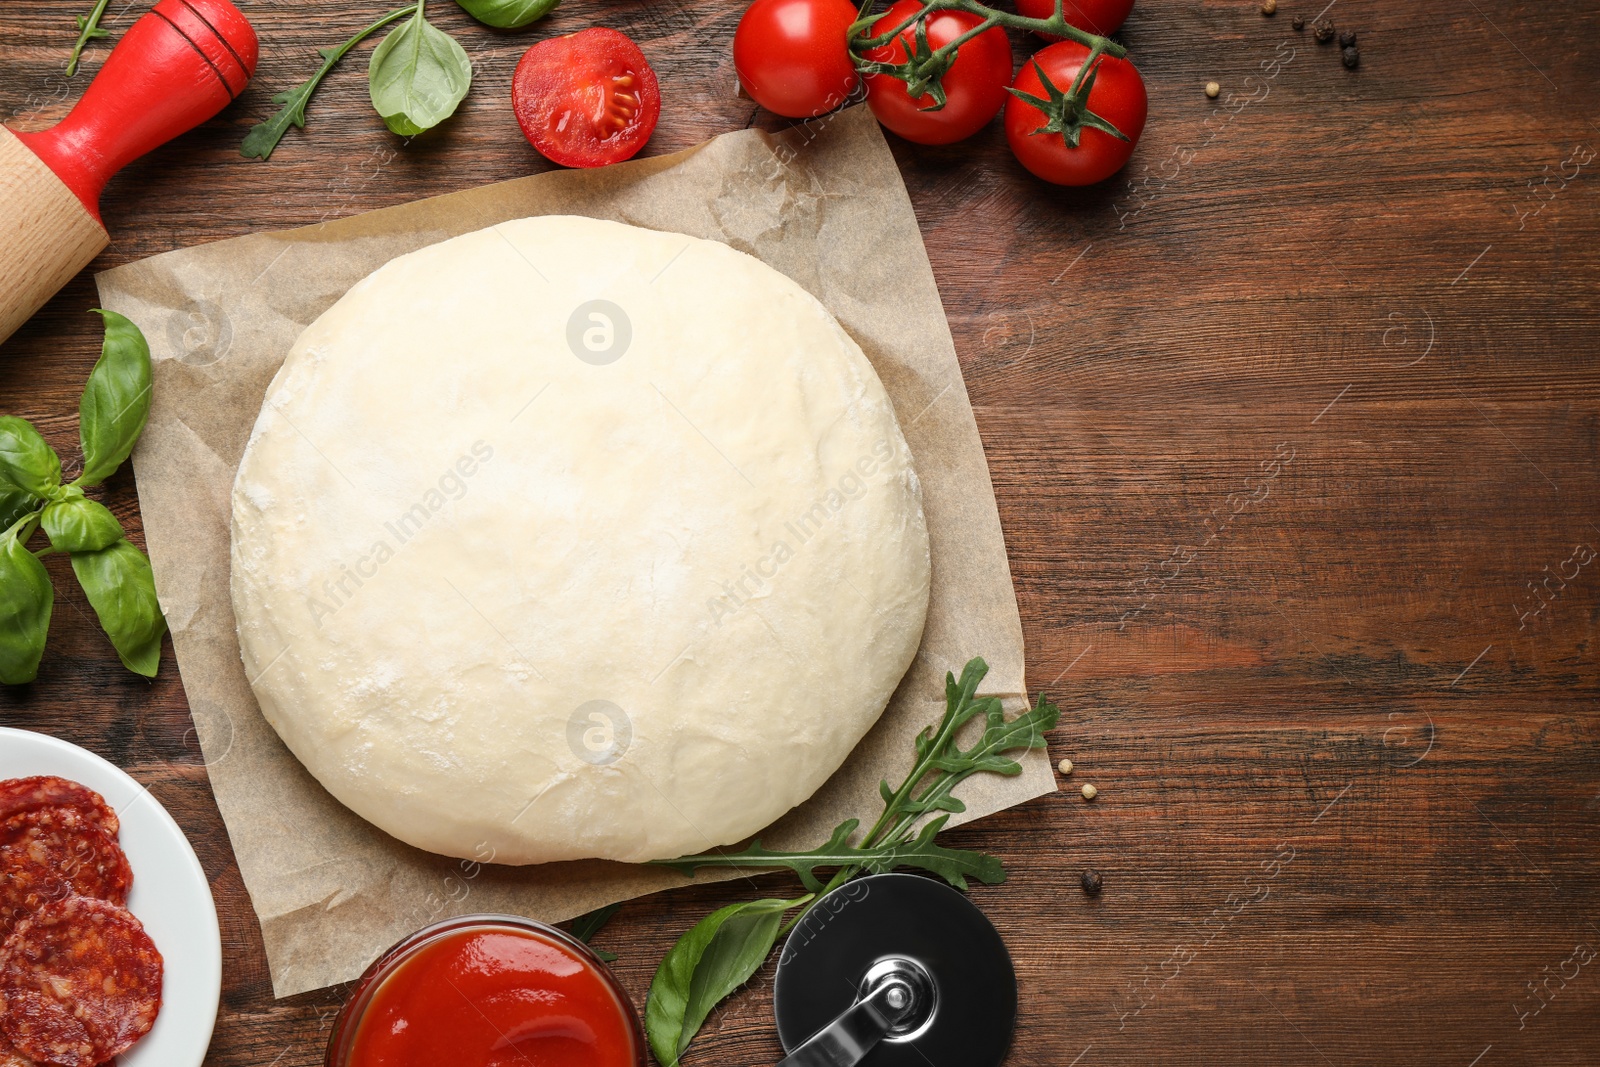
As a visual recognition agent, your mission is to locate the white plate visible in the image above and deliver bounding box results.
[0,727,221,1067]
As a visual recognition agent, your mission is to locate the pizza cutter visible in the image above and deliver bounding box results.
[772,872,1017,1067]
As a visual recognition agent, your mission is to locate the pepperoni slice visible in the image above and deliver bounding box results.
[0,779,118,838]
[0,897,163,1067]
[0,810,132,941]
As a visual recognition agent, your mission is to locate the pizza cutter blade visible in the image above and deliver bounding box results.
[772,872,1016,1067]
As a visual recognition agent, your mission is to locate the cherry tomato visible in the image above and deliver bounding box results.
[862,0,1012,146]
[734,0,860,119]
[512,28,661,168]
[1013,0,1135,40]
[1005,41,1146,185]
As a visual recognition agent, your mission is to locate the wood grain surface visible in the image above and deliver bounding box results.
[3,0,1599,1064]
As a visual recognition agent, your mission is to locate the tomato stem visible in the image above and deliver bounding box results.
[848,0,1127,106]
[1006,45,1132,146]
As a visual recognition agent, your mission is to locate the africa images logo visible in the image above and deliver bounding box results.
[706,439,896,627]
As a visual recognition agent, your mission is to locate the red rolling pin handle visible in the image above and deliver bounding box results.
[12,0,258,224]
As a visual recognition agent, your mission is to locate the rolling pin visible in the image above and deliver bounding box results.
[0,0,257,347]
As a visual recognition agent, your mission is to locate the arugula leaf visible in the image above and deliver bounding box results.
[76,310,151,487]
[0,417,62,498]
[368,2,473,137]
[455,0,559,28]
[70,539,166,677]
[66,0,111,77]
[241,5,418,161]
[657,659,1059,888]
[41,494,123,554]
[568,902,620,962]
[645,895,810,1067]
[654,815,1004,893]
[0,529,53,685]
[887,689,1059,834]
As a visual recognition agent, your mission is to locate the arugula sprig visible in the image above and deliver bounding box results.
[566,902,621,962]
[66,0,111,78]
[0,311,166,683]
[644,657,1059,1066]
[654,814,1004,893]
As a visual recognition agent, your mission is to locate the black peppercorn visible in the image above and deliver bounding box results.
[1338,28,1357,47]
[1081,869,1104,895]
[1313,18,1335,42]
[1292,15,1305,29]
[1342,45,1360,68]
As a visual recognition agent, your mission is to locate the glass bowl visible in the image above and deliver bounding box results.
[324,913,645,1067]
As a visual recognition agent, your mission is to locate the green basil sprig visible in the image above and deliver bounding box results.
[455,0,560,28]
[78,309,152,486]
[41,491,123,554]
[0,310,167,683]
[0,532,52,685]
[0,487,35,532]
[0,416,63,498]
[368,0,473,137]
[645,895,813,1067]
[644,657,1060,1065]
[70,540,165,677]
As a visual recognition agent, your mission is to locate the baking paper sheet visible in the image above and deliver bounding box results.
[94,105,1053,998]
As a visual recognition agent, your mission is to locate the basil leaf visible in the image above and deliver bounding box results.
[70,539,166,677]
[645,895,810,1066]
[41,496,124,553]
[454,0,558,28]
[78,310,152,487]
[0,486,37,532]
[0,417,62,497]
[242,5,418,161]
[0,532,53,685]
[368,7,472,137]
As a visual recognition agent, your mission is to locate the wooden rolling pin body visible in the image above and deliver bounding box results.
[0,129,108,345]
[0,0,257,347]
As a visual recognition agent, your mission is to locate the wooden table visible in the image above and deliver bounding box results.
[4,0,1598,1063]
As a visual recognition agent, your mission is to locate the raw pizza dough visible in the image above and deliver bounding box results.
[230,215,931,865]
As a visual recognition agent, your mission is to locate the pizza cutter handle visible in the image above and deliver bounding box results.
[775,974,912,1067]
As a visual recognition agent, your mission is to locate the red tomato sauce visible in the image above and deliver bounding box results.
[346,926,639,1067]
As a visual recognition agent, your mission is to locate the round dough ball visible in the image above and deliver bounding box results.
[230,216,931,865]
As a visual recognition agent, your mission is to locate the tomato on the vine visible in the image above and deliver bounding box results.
[512,28,661,168]
[1004,41,1146,185]
[1013,0,1135,40]
[735,0,860,118]
[862,0,1013,145]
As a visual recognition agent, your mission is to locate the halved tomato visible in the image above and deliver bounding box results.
[512,28,661,168]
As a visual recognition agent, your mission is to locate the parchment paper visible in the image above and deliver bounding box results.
[94,105,1052,999]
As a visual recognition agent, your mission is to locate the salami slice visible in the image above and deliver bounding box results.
[0,1033,38,1067]
[0,779,118,839]
[0,810,132,941]
[0,897,163,1067]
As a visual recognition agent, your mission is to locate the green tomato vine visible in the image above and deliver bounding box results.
[846,0,1132,141]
